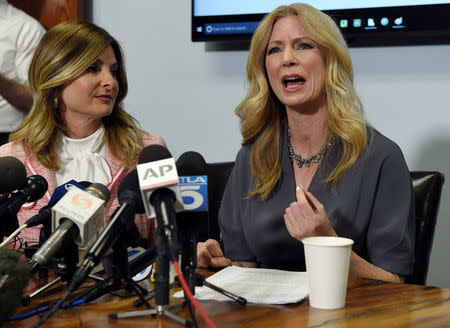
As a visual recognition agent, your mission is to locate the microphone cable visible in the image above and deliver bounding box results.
[0,225,27,247]
[6,299,84,321]
[172,259,217,328]
[31,288,72,328]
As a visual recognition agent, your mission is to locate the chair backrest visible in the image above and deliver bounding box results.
[406,171,445,285]
[206,161,235,241]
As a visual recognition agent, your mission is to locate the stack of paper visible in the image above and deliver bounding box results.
[174,266,309,304]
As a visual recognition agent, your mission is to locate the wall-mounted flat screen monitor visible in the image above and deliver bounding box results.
[192,1,450,46]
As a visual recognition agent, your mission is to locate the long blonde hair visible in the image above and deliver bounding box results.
[10,21,143,170]
[235,3,368,200]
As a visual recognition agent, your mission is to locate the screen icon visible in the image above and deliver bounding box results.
[196,26,202,33]
[367,18,375,27]
[381,17,389,26]
[353,19,362,28]
[394,17,403,25]
[340,19,348,28]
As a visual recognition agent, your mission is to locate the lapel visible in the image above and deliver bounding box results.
[23,155,56,206]
[105,146,126,190]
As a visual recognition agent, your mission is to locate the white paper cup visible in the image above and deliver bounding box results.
[303,236,353,309]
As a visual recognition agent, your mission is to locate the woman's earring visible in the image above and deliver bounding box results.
[54,97,59,108]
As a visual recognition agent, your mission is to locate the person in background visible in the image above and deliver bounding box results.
[0,0,45,145]
[0,21,165,245]
[197,3,415,283]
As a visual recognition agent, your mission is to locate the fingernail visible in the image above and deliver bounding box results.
[296,186,300,191]
[297,184,304,191]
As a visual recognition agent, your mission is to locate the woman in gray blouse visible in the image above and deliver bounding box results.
[197,3,415,283]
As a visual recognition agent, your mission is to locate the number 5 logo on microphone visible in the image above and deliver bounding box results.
[179,175,208,211]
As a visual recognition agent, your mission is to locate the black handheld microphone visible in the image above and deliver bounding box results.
[0,175,48,238]
[176,151,209,293]
[0,156,27,194]
[116,169,147,248]
[176,151,209,241]
[0,175,48,218]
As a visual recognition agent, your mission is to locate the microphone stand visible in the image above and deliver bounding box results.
[110,240,150,300]
[178,223,247,305]
[62,235,155,308]
[132,214,247,311]
[109,195,191,326]
[22,239,87,305]
[37,226,51,280]
[131,214,199,309]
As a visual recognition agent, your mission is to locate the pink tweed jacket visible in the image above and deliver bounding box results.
[0,132,166,245]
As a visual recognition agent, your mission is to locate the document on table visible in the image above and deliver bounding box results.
[174,265,309,304]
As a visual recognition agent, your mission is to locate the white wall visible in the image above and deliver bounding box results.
[92,0,450,287]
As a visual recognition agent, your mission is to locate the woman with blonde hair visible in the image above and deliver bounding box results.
[0,21,165,243]
[198,3,415,282]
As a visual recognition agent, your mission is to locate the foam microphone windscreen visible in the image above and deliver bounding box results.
[176,151,207,175]
[0,248,31,323]
[118,169,145,214]
[138,144,172,164]
[0,156,27,194]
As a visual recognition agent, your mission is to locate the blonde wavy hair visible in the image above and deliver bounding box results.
[235,3,368,200]
[10,21,143,170]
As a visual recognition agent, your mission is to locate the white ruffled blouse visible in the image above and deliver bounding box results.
[55,126,112,186]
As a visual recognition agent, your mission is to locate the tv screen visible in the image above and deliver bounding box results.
[192,1,450,46]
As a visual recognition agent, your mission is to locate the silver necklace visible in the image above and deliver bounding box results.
[287,129,332,168]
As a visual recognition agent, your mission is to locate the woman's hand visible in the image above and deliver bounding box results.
[197,239,232,268]
[283,184,337,241]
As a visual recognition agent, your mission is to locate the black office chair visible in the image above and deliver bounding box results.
[406,171,445,285]
[206,161,235,241]
[204,163,445,285]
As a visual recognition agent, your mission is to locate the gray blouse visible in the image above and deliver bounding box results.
[219,125,415,275]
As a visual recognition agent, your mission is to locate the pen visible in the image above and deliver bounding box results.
[203,280,247,305]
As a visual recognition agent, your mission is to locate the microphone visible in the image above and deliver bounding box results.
[116,169,147,247]
[176,151,209,292]
[28,220,79,274]
[136,145,184,219]
[0,181,90,252]
[137,145,184,260]
[0,180,85,248]
[25,180,89,228]
[0,156,26,194]
[0,175,48,217]
[28,183,110,274]
[0,248,31,324]
[0,175,48,239]
[51,183,110,249]
[68,170,148,292]
[176,151,209,242]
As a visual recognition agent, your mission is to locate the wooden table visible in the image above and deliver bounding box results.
[4,270,450,328]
